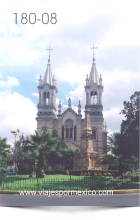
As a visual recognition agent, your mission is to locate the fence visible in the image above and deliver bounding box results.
[0,175,139,191]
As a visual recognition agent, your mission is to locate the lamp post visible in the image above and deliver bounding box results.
[10,129,20,175]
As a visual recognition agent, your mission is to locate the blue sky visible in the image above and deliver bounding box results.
[0,0,139,145]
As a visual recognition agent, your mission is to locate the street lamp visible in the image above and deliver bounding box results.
[10,129,20,175]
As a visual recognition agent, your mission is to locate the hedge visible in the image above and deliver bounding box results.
[44,169,118,176]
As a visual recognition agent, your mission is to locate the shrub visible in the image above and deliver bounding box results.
[66,170,69,175]
[0,168,7,181]
[88,172,90,176]
[130,175,140,182]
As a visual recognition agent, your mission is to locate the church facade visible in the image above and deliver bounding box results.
[36,48,107,157]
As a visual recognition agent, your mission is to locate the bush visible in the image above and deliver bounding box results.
[87,172,90,176]
[129,175,140,182]
[0,168,7,181]
[42,169,118,176]
[45,170,66,175]
[66,170,69,175]
[18,162,30,175]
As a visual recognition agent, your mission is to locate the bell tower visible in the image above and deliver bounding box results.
[36,47,58,133]
[84,45,106,156]
[85,45,103,113]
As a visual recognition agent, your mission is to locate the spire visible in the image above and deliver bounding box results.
[89,44,100,85]
[102,121,107,132]
[83,110,92,133]
[78,100,81,115]
[99,73,102,86]
[39,74,42,85]
[85,73,89,86]
[58,100,62,115]
[43,46,54,85]
[68,97,71,108]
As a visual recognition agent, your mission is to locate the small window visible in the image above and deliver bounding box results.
[92,129,96,139]
[74,126,77,140]
[66,127,69,138]
[47,92,50,98]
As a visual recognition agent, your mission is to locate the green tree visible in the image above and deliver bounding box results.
[107,132,126,174]
[47,129,76,170]
[16,134,38,174]
[0,137,10,180]
[61,148,77,170]
[100,154,115,170]
[120,91,139,157]
[24,131,57,178]
[123,156,139,171]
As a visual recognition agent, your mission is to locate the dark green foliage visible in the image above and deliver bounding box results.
[44,130,76,170]
[100,154,116,170]
[23,131,57,178]
[0,137,10,179]
[120,91,139,157]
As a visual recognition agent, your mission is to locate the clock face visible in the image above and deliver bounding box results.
[66,119,73,127]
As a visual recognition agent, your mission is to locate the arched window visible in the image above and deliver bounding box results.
[74,126,77,140]
[86,93,89,104]
[46,92,50,105]
[47,92,50,98]
[70,127,73,138]
[66,127,69,138]
[43,92,46,104]
[42,127,48,132]
[91,91,97,105]
[92,129,96,139]
[39,94,41,104]
[65,119,73,139]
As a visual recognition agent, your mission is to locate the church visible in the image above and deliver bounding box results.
[36,46,107,158]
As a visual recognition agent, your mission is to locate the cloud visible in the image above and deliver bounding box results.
[0,76,19,88]
[0,92,37,145]
[69,85,85,103]
[104,107,125,134]
[32,93,39,97]
[55,63,88,85]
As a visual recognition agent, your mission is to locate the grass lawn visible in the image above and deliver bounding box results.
[0,174,139,191]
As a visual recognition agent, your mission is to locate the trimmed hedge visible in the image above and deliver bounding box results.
[68,170,118,176]
[129,175,140,182]
[45,170,66,175]
[44,169,118,176]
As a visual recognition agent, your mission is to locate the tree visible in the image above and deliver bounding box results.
[123,156,139,171]
[120,91,139,157]
[61,148,77,170]
[47,129,76,170]
[100,154,116,170]
[0,137,10,180]
[107,132,127,174]
[24,131,57,178]
[15,134,38,174]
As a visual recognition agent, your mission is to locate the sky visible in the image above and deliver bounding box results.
[0,0,139,145]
